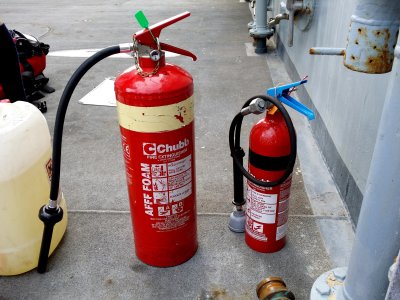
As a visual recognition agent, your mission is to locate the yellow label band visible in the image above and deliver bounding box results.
[117,97,194,133]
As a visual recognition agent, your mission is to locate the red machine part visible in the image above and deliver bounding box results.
[21,55,46,77]
[245,111,293,253]
[114,54,197,267]
[0,53,46,101]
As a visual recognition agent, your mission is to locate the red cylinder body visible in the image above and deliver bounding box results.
[245,111,293,253]
[114,57,198,267]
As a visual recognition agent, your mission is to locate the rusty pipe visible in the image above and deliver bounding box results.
[309,47,345,56]
[343,0,400,73]
[310,0,400,73]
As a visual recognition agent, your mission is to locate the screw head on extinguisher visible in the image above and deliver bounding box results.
[241,98,267,115]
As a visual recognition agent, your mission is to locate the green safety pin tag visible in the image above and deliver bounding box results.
[134,10,158,45]
[135,10,149,29]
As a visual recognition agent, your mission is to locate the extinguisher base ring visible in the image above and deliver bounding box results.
[228,210,246,233]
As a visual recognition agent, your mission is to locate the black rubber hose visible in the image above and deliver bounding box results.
[50,45,120,201]
[229,95,296,187]
[231,98,254,206]
[37,45,120,273]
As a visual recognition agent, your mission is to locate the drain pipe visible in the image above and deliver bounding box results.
[311,26,400,299]
[334,25,400,300]
[249,0,274,53]
[310,1,400,299]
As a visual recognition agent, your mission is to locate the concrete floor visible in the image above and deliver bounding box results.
[0,0,353,299]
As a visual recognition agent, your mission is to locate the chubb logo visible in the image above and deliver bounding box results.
[143,139,189,156]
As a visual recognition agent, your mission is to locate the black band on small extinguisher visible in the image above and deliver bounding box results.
[249,149,291,171]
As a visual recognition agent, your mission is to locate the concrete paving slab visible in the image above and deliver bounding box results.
[0,214,331,300]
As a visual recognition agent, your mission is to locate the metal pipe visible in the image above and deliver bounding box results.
[287,10,295,47]
[309,47,345,56]
[286,0,304,47]
[344,0,400,73]
[268,13,289,27]
[310,0,400,73]
[336,24,400,300]
[249,0,274,53]
[248,0,255,23]
[255,0,268,34]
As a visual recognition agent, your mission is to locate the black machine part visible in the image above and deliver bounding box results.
[0,23,26,102]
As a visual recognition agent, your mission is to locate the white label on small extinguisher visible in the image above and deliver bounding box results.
[276,177,292,240]
[276,223,288,241]
[247,186,278,224]
[245,218,268,241]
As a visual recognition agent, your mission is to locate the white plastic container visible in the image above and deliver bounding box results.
[0,101,68,275]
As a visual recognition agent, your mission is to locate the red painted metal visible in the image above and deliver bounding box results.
[245,111,293,253]
[135,12,189,48]
[0,85,5,99]
[134,12,197,61]
[115,57,193,106]
[114,56,197,267]
[21,55,46,77]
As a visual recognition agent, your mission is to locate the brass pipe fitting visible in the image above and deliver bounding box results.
[257,277,295,300]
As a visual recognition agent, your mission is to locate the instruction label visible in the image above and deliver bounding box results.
[140,155,192,210]
[140,151,193,231]
[246,176,292,242]
[120,108,196,239]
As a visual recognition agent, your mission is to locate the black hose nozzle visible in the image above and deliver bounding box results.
[232,147,245,207]
[37,205,64,273]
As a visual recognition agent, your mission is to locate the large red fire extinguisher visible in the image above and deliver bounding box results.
[229,81,314,253]
[36,11,197,273]
[114,11,198,267]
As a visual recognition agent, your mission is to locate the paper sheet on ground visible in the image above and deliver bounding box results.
[78,78,117,107]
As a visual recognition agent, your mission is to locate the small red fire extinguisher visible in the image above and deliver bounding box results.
[114,11,198,267]
[229,80,314,253]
